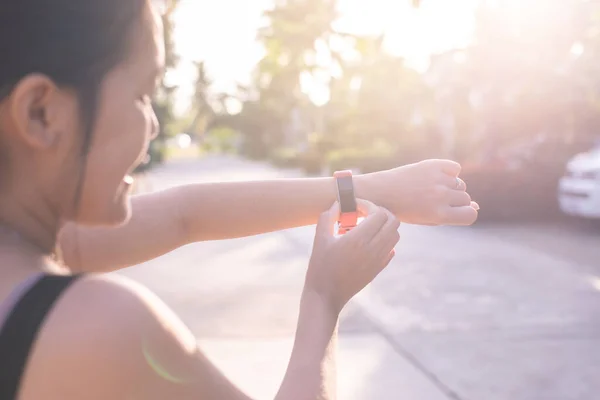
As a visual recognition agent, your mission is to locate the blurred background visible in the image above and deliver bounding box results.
[143,0,600,223]
[127,1,600,399]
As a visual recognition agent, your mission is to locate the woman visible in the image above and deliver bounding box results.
[0,1,478,399]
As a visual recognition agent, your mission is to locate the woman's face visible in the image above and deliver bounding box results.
[76,4,165,226]
[0,3,164,230]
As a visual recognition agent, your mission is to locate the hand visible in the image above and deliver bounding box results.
[358,159,479,226]
[304,199,400,315]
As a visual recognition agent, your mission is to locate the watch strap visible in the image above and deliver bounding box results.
[334,170,358,234]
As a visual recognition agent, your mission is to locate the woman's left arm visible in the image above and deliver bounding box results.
[61,159,478,273]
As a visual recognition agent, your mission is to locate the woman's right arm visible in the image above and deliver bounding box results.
[25,275,341,400]
[22,274,329,400]
[275,290,339,400]
[24,202,398,400]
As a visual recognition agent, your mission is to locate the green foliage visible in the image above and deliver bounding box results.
[188,61,216,138]
[269,147,302,169]
[205,126,238,153]
[137,0,181,172]
[155,0,180,133]
[215,0,436,167]
[326,148,367,172]
[136,1,180,172]
[299,150,324,176]
[221,0,341,156]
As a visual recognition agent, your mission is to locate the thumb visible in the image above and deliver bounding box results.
[356,198,379,217]
[316,202,340,237]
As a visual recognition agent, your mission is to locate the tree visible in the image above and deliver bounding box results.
[187,61,215,137]
[154,0,179,137]
[138,0,180,168]
[230,0,341,155]
[133,1,180,170]
[216,0,438,168]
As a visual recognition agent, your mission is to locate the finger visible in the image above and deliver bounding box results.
[438,159,462,176]
[346,205,389,242]
[384,249,396,267]
[375,248,396,277]
[449,190,472,207]
[356,198,379,216]
[316,202,340,237]
[441,205,479,226]
[375,228,400,260]
[471,201,480,211]
[370,208,401,252]
[441,175,467,191]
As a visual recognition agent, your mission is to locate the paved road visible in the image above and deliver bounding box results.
[119,155,600,400]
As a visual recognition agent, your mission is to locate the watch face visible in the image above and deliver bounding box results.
[337,175,354,192]
[336,176,357,213]
[339,190,357,213]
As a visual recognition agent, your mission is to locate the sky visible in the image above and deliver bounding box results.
[169,0,479,114]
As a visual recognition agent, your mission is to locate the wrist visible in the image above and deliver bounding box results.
[301,289,341,321]
[352,173,367,200]
[353,173,379,206]
[353,170,404,217]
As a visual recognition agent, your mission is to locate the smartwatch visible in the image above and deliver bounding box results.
[334,170,358,234]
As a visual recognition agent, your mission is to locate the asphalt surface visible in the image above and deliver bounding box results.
[119,155,600,400]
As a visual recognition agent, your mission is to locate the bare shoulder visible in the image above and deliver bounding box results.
[18,273,201,400]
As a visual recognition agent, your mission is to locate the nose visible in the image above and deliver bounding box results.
[149,109,159,141]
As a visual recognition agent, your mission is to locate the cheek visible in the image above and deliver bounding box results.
[114,103,149,157]
[91,77,150,166]
[93,110,142,169]
[73,102,149,224]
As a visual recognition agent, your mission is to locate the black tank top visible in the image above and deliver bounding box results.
[0,274,81,400]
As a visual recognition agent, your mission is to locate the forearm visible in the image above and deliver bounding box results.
[60,174,375,273]
[276,291,338,400]
[179,174,372,243]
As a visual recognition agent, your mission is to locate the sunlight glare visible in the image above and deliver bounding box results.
[570,42,585,57]
[170,0,479,109]
[591,277,600,292]
[336,0,478,72]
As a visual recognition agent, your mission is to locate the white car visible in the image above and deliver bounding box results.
[558,145,600,219]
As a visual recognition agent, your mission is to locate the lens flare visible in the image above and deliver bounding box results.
[142,338,189,384]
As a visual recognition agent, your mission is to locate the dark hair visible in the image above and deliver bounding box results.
[0,0,147,179]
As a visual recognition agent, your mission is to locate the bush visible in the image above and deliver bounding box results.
[269,148,302,169]
[299,150,323,175]
[149,140,166,164]
[240,138,269,160]
[267,147,324,175]
[327,148,367,172]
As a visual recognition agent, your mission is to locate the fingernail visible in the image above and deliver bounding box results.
[472,201,480,211]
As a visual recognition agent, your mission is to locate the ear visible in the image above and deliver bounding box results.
[7,74,68,150]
